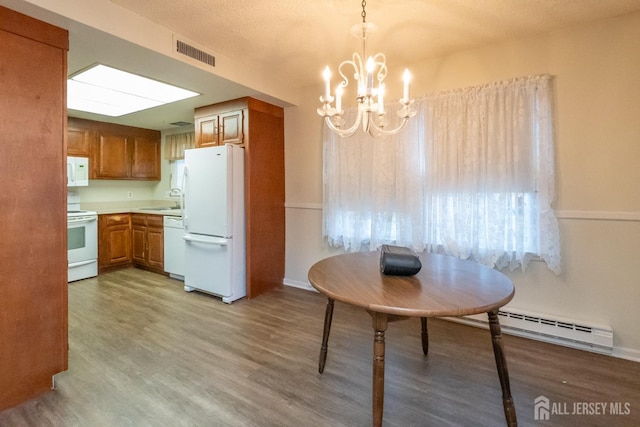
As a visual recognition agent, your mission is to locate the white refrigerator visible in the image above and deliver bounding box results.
[182,144,245,303]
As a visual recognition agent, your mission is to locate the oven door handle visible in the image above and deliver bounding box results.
[68,216,97,224]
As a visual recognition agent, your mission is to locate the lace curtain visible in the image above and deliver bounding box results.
[164,132,195,160]
[323,75,561,273]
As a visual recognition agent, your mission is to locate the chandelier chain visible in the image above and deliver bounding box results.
[361,0,367,23]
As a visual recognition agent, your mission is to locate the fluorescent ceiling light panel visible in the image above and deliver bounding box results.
[67,64,199,117]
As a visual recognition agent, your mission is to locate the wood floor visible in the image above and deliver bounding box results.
[1,268,639,426]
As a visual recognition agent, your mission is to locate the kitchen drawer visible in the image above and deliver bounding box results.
[131,213,163,227]
[146,215,163,228]
[104,213,130,226]
[131,213,147,226]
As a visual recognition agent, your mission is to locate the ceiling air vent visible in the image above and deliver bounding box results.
[175,39,215,67]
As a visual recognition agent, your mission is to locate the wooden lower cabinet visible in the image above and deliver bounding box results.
[98,213,132,272]
[131,213,164,273]
[99,213,164,274]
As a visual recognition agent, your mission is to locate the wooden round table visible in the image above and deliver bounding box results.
[308,251,517,427]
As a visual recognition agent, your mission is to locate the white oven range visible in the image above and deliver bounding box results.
[68,210,98,282]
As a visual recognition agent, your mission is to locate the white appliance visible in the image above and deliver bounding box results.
[67,156,89,187]
[67,192,98,282]
[164,215,185,280]
[182,144,245,303]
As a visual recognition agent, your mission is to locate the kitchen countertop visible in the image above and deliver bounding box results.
[81,200,182,216]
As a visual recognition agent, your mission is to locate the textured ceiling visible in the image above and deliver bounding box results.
[108,0,640,89]
[7,0,640,129]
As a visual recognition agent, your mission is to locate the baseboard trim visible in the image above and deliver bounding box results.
[283,278,317,292]
[612,347,640,363]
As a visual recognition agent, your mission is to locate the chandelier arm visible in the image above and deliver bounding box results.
[367,115,409,136]
[337,59,357,88]
[352,53,364,91]
[370,53,387,82]
[324,112,362,138]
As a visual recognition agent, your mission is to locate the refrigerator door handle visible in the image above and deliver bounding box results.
[182,235,228,246]
[181,165,187,218]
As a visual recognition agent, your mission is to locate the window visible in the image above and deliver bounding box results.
[323,75,560,273]
[171,159,185,192]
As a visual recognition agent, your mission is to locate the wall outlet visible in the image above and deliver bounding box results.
[127,191,133,199]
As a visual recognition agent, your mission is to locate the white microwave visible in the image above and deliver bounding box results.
[67,156,89,187]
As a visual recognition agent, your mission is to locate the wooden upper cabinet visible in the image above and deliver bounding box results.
[69,117,161,180]
[95,134,131,178]
[195,115,219,148]
[67,125,91,157]
[220,110,244,145]
[195,106,244,148]
[132,136,161,179]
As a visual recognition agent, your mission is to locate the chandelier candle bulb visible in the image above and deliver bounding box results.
[366,57,374,93]
[403,69,411,103]
[378,83,385,114]
[323,66,331,99]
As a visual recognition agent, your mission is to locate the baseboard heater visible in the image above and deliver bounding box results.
[446,307,613,354]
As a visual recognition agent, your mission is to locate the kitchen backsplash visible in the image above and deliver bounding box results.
[74,179,170,203]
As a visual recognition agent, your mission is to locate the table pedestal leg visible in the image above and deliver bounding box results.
[319,298,335,374]
[420,317,429,355]
[371,312,388,427]
[488,309,518,427]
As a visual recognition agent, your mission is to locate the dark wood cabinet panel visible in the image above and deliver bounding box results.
[195,115,219,147]
[96,134,131,178]
[98,213,132,272]
[131,225,146,264]
[220,110,244,145]
[67,124,91,157]
[195,108,244,147]
[131,213,164,273]
[147,227,164,270]
[107,226,132,264]
[132,136,161,179]
[0,5,68,410]
[69,117,160,181]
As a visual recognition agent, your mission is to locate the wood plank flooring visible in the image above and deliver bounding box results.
[1,268,639,426]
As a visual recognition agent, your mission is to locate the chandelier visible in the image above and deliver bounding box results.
[318,0,416,138]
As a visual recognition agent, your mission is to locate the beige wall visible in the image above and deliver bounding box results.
[284,11,640,359]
